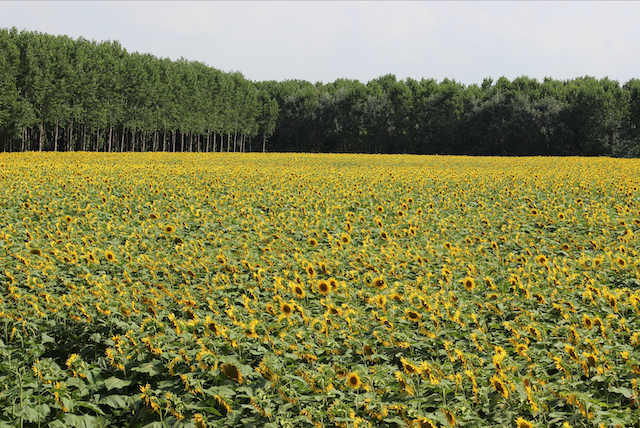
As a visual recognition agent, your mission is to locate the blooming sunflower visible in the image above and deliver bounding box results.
[405,309,421,322]
[290,282,305,299]
[414,418,438,428]
[105,250,117,262]
[442,408,456,426]
[461,277,476,291]
[515,417,534,428]
[164,224,175,233]
[490,375,509,398]
[308,238,318,247]
[372,277,387,290]
[316,280,331,296]
[280,302,293,317]
[346,372,361,389]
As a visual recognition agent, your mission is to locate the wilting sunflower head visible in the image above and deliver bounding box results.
[221,363,242,383]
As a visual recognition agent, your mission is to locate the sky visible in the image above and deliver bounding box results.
[1,1,639,86]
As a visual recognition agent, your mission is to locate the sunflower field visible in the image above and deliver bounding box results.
[1,152,639,428]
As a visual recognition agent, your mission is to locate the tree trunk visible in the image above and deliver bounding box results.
[39,121,44,152]
[108,125,113,153]
[263,133,266,153]
[181,131,185,152]
[54,120,59,152]
[233,129,238,152]
[163,125,167,152]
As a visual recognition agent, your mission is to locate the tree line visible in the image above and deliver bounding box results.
[1,28,639,156]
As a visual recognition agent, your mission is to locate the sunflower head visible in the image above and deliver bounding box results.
[291,282,305,299]
[308,238,318,247]
[346,372,361,389]
[515,417,534,428]
[105,250,117,262]
[490,375,509,398]
[372,277,387,290]
[405,309,421,322]
[462,277,475,291]
[414,418,438,428]
[280,302,293,317]
[164,224,175,233]
[221,363,242,383]
[317,280,331,296]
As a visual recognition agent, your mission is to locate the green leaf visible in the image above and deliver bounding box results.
[99,394,130,409]
[103,376,132,391]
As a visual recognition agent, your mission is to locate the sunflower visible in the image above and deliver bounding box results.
[490,375,509,398]
[280,302,293,317]
[414,418,438,428]
[290,282,306,299]
[328,277,339,291]
[616,257,626,268]
[194,413,206,428]
[64,215,73,223]
[442,408,456,426]
[401,357,420,375]
[346,372,361,389]
[405,309,421,322]
[583,314,593,329]
[565,345,579,362]
[306,264,316,278]
[514,417,534,428]
[316,280,331,295]
[221,363,243,383]
[584,352,598,367]
[535,254,548,265]
[105,250,117,262]
[340,233,351,244]
[30,248,43,256]
[380,230,388,240]
[164,224,175,233]
[308,238,318,247]
[558,212,566,220]
[372,277,387,290]
[461,277,476,291]
[376,205,384,213]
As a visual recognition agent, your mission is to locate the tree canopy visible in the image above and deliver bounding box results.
[1,28,639,156]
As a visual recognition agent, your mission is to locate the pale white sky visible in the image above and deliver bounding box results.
[1,1,638,85]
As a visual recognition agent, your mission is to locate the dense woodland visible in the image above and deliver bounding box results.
[1,28,639,156]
